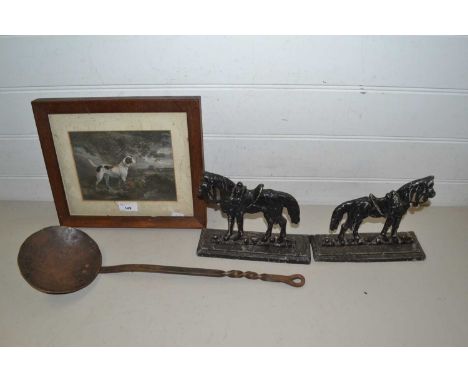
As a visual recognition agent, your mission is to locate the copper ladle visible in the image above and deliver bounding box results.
[18,226,305,294]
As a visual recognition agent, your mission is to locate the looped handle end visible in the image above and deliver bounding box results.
[261,273,305,288]
[284,274,306,287]
[260,273,306,287]
[224,270,305,287]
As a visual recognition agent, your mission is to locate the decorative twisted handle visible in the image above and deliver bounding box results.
[224,270,305,287]
[100,264,305,288]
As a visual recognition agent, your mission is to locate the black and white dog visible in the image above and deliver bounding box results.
[88,156,136,189]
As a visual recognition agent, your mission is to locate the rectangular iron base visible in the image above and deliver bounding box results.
[310,231,426,262]
[197,228,311,264]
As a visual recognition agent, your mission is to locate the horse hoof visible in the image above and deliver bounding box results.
[223,235,230,241]
[391,236,401,244]
[232,233,241,241]
[380,235,388,242]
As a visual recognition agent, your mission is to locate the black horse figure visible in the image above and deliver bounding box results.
[198,172,300,243]
[329,176,435,243]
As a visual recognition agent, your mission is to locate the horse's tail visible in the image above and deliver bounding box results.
[330,202,348,231]
[280,193,300,224]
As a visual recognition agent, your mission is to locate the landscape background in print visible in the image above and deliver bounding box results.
[69,130,177,201]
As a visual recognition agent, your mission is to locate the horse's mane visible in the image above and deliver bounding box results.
[397,176,434,206]
[204,172,235,195]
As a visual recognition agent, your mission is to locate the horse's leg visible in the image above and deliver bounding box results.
[223,215,235,241]
[352,218,363,243]
[231,213,244,241]
[277,215,287,243]
[262,218,274,242]
[390,216,402,243]
[380,217,392,240]
[338,217,351,243]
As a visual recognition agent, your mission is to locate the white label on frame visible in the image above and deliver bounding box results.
[116,201,139,212]
[171,211,185,217]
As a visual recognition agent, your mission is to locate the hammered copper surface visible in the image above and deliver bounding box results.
[18,226,102,294]
[18,226,304,294]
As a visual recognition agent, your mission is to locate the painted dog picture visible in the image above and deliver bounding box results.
[88,155,136,189]
[69,131,177,201]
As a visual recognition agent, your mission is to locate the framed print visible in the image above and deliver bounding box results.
[32,97,206,228]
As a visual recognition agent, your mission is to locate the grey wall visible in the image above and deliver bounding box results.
[1,36,467,205]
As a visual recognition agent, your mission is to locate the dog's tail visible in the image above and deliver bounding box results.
[88,158,98,168]
[330,202,348,231]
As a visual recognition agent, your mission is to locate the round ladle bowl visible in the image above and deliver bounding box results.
[18,226,305,294]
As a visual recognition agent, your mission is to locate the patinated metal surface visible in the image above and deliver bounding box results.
[18,226,305,294]
[197,172,310,264]
[198,172,300,243]
[100,264,304,287]
[18,226,102,294]
[329,176,435,243]
[310,231,426,262]
[197,228,311,264]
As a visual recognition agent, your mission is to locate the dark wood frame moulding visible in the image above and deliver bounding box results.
[32,97,206,229]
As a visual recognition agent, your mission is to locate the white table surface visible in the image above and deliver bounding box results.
[1,201,467,346]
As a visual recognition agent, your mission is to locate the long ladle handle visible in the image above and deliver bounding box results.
[100,264,305,288]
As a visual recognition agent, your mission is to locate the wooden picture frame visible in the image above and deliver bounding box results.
[32,97,206,228]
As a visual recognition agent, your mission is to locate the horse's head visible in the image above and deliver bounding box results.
[398,176,436,207]
[198,172,215,202]
[198,171,235,204]
[422,176,436,201]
